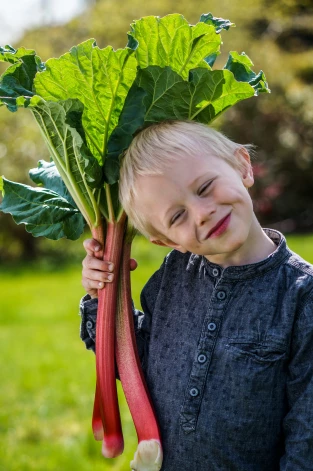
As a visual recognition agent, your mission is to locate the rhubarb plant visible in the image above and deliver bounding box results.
[0,13,269,470]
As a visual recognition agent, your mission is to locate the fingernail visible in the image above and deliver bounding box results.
[108,274,113,281]
[98,282,104,288]
[95,246,101,252]
[108,264,113,272]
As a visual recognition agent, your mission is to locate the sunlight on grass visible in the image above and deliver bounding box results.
[0,234,312,470]
[0,236,169,471]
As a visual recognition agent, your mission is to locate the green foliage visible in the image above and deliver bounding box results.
[0,0,312,258]
[136,66,255,123]
[1,177,85,240]
[34,41,138,164]
[128,14,219,78]
[29,160,77,206]
[224,52,269,94]
[0,12,269,242]
[199,13,234,33]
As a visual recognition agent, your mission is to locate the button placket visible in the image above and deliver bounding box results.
[180,317,221,435]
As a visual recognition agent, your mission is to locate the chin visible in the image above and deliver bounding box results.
[227,231,250,252]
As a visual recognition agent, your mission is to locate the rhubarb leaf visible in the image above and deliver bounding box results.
[29,160,77,207]
[136,65,255,124]
[30,98,103,226]
[0,45,37,64]
[104,84,147,184]
[224,51,270,94]
[0,177,85,240]
[34,40,138,163]
[0,46,44,111]
[127,14,221,80]
[199,13,234,33]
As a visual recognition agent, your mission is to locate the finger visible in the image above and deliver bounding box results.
[82,277,108,292]
[83,238,103,258]
[82,256,114,273]
[130,258,138,271]
[83,268,114,284]
[81,278,102,297]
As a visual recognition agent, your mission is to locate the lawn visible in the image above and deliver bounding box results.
[0,236,169,471]
[0,233,312,470]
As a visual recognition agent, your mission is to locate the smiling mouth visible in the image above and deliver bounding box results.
[206,213,231,238]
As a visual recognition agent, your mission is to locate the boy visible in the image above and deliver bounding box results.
[80,120,313,470]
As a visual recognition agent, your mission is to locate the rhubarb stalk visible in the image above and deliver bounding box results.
[91,212,127,458]
[116,226,163,471]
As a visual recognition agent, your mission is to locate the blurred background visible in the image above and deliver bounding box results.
[0,0,312,469]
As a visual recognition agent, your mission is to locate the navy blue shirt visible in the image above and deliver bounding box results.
[80,229,313,470]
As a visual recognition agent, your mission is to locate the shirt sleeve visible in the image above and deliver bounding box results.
[79,294,146,356]
[280,289,313,470]
[79,256,167,370]
[79,294,98,352]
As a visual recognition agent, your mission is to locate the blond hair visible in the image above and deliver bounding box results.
[119,120,252,238]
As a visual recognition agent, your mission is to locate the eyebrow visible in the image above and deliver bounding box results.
[187,173,213,189]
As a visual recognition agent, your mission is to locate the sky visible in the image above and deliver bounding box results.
[0,0,87,45]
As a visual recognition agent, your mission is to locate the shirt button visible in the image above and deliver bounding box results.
[208,322,217,331]
[198,354,207,364]
[212,268,220,277]
[86,320,94,329]
[217,290,226,300]
[189,388,199,397]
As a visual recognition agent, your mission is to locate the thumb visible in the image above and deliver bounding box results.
[130,258,138,271]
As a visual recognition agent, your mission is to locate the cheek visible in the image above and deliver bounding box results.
[214,186,242,203]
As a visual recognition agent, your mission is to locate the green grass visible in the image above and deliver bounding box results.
[0,234,312,470]
[0,236,169,471]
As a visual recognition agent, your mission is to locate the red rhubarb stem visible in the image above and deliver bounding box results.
[91,213,127,458]
[115,230,163,469]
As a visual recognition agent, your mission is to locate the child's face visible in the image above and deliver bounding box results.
[134,148,255,261]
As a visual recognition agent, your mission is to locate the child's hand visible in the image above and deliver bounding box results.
[82,238,138,298]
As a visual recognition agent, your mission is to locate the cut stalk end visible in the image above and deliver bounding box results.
[130,440,163,471]
[92,419,104,441]
[102,434,124,458]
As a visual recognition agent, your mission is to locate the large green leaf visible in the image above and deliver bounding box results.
[199,13,234,33]
[29,160,77,207]
[29,98,104,225]
[0,46,44,111]
[0,13,271,236]
[0,177,85,240]
[0,45,37,64]
[224,51,270,95]
[136,65,255,124]
[104,84,147,184]
[127,14,221,80]
[34,40,138,163]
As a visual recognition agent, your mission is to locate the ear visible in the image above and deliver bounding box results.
[235,147,254,188]
[149,237,187,253]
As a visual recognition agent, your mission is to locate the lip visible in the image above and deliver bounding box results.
[206,213,231,239]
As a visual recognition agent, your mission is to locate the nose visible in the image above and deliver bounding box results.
[193,198,216,227]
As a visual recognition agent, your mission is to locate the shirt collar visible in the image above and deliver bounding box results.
[187,228,292,281]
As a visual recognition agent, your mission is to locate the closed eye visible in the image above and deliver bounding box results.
[170,210,185,226]
[198,181,213,195]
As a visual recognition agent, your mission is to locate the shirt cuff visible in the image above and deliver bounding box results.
[79,294,98,352]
